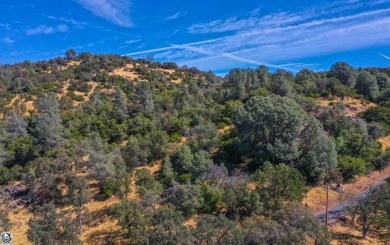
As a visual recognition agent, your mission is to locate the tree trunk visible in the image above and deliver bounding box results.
[79,204,83,235]
[362,216,367,238]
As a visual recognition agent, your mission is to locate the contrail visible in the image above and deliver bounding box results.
[379,53,390,60]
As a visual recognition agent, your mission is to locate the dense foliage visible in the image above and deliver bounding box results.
[0,51,389,244]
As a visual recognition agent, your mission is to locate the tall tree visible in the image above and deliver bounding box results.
[113,87,129,123]
[328,62,357,87]
[347,183,390,239]
[376,72,390,90]
[252,162,306,212]
[234,95,337,181]
[355,71,379,100]
[27,202,80,245]
[112,200,150,244]
[6,111,28,141]
[32,92,64,153]
[226,68,247,100]
[65,49,77,60]
[193,214,243,245]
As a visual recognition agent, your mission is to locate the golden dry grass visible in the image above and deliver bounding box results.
[317,97,376,117]
[109,64,139,80]
[303,165,390,215]
[378,134,390,151]
[57,80,99,106]
[4,137,188,244]
[45,61,81,74]
[330,221,382,245]
[7,206,33,245]
[5,94,36,117]
[218,125,233,134]
[110,64,182,84]
[60,61,81,71]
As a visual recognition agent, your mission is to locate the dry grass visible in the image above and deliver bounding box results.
[45,61,81,74]
[58,80,99,106]
[3,137,188,245]
[317,97,376,117]
[110,64,182,84]
[60,60,81,71]
[330,221,382,245]
[7,206,33,245]
[378,134,390,151]
[303,165,390,215]
[5,94,36,117]
[218,125,233,134]
[109,64,139,80]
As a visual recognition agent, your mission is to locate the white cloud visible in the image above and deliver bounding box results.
[164,12,187,21]
[26,25,69,35]
[45,15,87,28]
[75,0,132,27]
[0,24,11,30]
[125,39,141,44]
[126,3,390,72]
[188,12,307,34]
[2,37,14,44]
[249,7,262,16]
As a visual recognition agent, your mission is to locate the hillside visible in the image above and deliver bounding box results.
[0,53,389,245]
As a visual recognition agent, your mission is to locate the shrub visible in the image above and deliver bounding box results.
[169,132,183,143]
[217,122,227,130]
[338,156,366,181]
[178,173,191,183]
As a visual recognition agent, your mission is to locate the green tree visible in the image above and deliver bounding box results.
[113,87,129,123]
[328,62,357,87]
[32,92,64,153]
[112,200,150,244]
[6,111,28,141]
[347,184,390,239]
[273,202,331,244]
[338,156,366,181]
[355,71,379,100]
[226,68,247,100]
[65,49,76,60]
[66,175,90,235]
[27,202,80,245]
[271,73,292,96]
[193,214,243,245]
[223,184,262,220]
[149,204,185,244]
[234,95,337,181]
[171,144,193,174]
[252,162,306,212]
[376,72,390,90]
[83,133,119,194]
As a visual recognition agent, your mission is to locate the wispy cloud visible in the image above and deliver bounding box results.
[188,12,306,34]
[379,53,390,60]
[125,39,141,44]
[74,0,132,27]
[2,37,14,44]
[0,23,11,30]
[26,25,69,35]
[126,2,390,72]
[164,12,187,21]
[249,7,262,16]
[45,15,87,28]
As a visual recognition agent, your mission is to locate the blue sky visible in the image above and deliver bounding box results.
[0,0,389,74]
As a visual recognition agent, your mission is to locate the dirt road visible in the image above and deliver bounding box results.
[316,178,389,223]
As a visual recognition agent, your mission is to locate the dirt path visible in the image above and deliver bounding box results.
[316,177,388,223]
[304,165,390,216]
